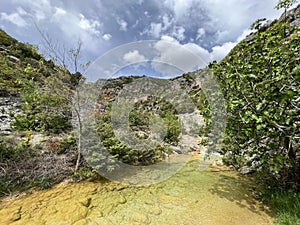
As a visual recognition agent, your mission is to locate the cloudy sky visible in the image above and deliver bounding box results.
[0,0,298,78]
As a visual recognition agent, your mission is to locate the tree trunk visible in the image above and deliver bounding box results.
[74,89,82,172]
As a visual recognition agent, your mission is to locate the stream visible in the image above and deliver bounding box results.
[0,156,274,225]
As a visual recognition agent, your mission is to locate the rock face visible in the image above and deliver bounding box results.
[278,4,300,27]
[0,95,22,135]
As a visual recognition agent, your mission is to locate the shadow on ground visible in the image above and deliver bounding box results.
[209,173,274,217]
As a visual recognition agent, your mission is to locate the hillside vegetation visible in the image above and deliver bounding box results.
[0,3,299,224]
[207,4,300,224]
[209,5,300,191]
[0,29,81,194]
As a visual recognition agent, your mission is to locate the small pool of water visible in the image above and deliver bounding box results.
[0,157,274,225]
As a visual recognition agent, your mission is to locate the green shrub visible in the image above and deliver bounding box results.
[0,140,20,161]
[57,136,77,154]
[209,21,300,190]
[0,133,33,162]
[12,78,73,134]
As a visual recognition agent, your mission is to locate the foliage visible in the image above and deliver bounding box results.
[95,110,165,166]
[262,190,300,225]
[57,135,77,154]
[275,0,297,10]
[0,29,17,46]
[12,77,73,134]
[19,130,33,149]
[0,134,34,162]
[209,21,300,190]
[85,92,182,171]
[129,97,181,145]
[0,29,61,94]
[72,165,95,181]
[0,139,21,162]
[189,88,212,136]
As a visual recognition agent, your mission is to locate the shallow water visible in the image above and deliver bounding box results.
[0,157,274,225]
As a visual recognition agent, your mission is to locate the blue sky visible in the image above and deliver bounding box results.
[0,0,298,78]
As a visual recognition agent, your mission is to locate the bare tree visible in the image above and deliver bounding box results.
[36,27,86,172]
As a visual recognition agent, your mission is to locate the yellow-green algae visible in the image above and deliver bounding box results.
[0,157,274,225]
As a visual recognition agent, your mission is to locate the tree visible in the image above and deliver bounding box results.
[209,19,300,190]
[36,27,87,172]
[275,0,297,22]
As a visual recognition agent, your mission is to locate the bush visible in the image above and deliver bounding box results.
[57,136,77,154]
[12,78,73,134]
[209,21,300,190]
[0,139,20,161]
[0,132,33,162]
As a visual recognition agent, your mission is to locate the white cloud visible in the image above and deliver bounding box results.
[147,23,163,38]
[0,12,28,27]
[210,42,236,62]
[163,0,195,20]
[16,7,28,16]
[118,19,128,31]
[79,14,101,35]
[152,35,210,76]
[52,7,66,20]
[25,0,52,21]
[202,0,283,42]
[162,14,173,30]
[123,50,147,64]
[184,43,211,63]
[215,30,230,42]
[151,27,252,76]
[161,0,283,44]
[210,28,253,62]
[172,26,185,41]
[142,14,174,38]
[0,0,289,76]
[102,33,112,41]
[196,28,206,40]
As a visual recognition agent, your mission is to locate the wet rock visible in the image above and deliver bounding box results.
[212,159,224,167]
[210,164,233,172]
[107,185,115,191]
[116,186,126,191]
[210,167,222,172]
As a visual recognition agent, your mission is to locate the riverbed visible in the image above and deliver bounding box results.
[0,157,274,225]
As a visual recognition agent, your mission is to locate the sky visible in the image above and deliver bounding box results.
[0,0,298,79]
